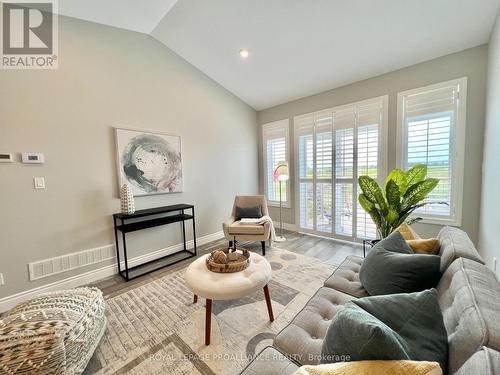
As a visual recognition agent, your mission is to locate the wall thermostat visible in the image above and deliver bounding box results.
[22,153,45,164]
[0,153,13,163]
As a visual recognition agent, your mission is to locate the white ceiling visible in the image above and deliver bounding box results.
[57,0,177,34]
[57,0,500,110]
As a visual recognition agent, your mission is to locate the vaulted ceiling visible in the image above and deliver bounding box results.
[58,0,500,110]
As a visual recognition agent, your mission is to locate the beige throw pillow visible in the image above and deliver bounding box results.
[397,224,440,255]
[407,238,440,255]
[398,223,421,240]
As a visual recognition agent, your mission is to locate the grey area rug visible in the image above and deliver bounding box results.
[85,247,337,375]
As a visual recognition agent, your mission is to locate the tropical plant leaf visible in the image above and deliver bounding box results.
[406,217,423,225]
[387,208,399,225]
[368,209,382,228]
[406,164,427,187]
[359,176,387,212]
[385,180,401,207]
[385,168,408,195]
[359,193,375,212]
[403,178,439,206]
[358,165,442,239]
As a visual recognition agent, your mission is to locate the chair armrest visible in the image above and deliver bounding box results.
[223,217,236,238]
[262,220,271,237]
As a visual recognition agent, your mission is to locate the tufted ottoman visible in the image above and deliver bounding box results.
[0,287,106,375]
[185,252,273,345]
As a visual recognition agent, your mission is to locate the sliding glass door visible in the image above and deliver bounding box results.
[295,96,387,241]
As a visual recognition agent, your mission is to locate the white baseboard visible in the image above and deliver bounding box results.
[274,222,298,232]
[0,231,223,313]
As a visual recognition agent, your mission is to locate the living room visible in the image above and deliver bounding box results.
[0,1,499,374]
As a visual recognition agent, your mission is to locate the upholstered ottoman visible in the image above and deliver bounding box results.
[0,287,106,375]
[185,251,274,345]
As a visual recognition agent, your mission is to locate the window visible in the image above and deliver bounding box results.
[397,77,467,225]
[295,96,388,241]
[263,119,290,206]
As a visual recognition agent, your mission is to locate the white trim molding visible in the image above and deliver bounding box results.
[273,222,298,232]
[0,231,223,312]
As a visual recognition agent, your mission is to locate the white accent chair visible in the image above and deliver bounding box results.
[222,195,271,255]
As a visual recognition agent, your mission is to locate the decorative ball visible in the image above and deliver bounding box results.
[227,251,239,261]
[212,250,227,264]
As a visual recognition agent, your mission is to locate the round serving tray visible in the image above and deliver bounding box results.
[206,247,250,273]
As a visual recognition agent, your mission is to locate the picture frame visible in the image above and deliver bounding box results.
[114,127,183,196]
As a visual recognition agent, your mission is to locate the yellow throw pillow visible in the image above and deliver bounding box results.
[398,223,421,240]
[294,360,442,375]
[407,238,440,255]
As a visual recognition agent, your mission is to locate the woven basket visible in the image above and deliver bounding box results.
[206,247,250,273]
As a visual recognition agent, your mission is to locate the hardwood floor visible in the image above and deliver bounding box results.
[90,230,363,297]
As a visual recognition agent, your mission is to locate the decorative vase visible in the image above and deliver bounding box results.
[120,184,135,214]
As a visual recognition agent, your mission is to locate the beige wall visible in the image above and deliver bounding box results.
[479,10,500,275]
[0,17,258,299]
[258,45,488,242]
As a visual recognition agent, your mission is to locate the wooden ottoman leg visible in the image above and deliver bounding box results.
[205,299,212,345]
[263,285,274,322]
[193,294,198,303]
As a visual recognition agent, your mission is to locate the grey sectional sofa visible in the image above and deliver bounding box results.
[240,227,500,375]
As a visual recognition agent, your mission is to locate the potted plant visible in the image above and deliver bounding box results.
[358,164,446,239]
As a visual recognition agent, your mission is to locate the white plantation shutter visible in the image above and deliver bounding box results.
[295,95,387,241]
[315,113,333,233]
[356,101,384,239]
[263,120,289,205]
[334,108,355,237]
[398,78,466,224]
[297,115,315,229]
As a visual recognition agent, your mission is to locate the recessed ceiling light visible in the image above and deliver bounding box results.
[239,48,249,58]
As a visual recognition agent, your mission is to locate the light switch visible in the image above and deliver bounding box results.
[0,273,4,286]
[34,177,45,189]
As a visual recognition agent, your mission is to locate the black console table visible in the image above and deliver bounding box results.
[113,204,197,281]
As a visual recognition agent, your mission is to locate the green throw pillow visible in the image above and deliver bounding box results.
[321,289,448,372]
[359,230,441,295]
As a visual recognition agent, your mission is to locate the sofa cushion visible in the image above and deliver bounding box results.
[437,226,484,272]
[437,258,500,374]
[323,256,368,298]
[455,347,500,375]
[274,287,354,365]
[359,231,441,295]
[239,346,299,375]
[321,289,448,371]
[228,221,265,235]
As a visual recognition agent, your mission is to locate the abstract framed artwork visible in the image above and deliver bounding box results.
[115,127,183,196]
